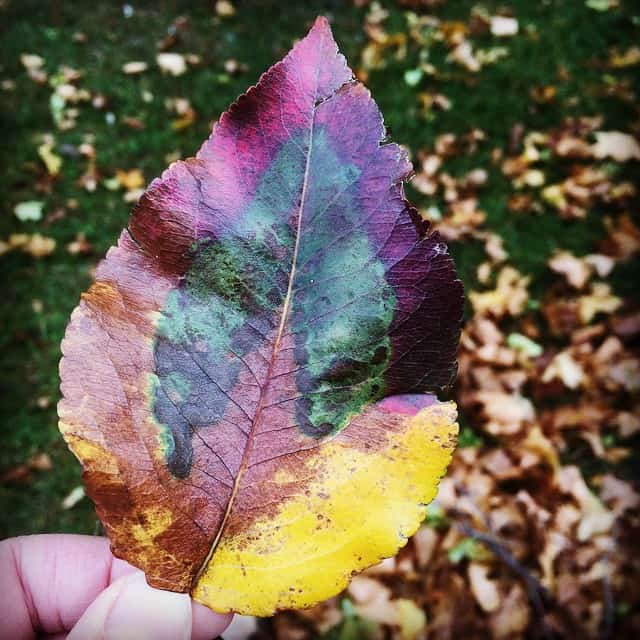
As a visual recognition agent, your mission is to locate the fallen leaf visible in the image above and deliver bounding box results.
[215,0,235,17]
[7,232,56,257]
[122,61,148,74]
[66,232,92,255]
[28,452,53,471]
[413,526,438,567]
[598,474,640,515]
[578,283,621,323]
[58,18,462,616]
[542,351,585,389]
[469,266,530,318]
[590,131,640,161]
[475,391,535,435]
[506,333,542,358]
[61,485,85,510]
[488,584,530,639]
[349,577,397,625]
[14,200,44,222]
[557,466,615,541]
[490,16,518,37]
[449,41,480,72]
[23,234,56,258]
[115,168,145,190]
[157,52,187,76]
[395,599,426,640]
[609,45,640,68]
[468,562,501,612]
[585,0,618,11]
[37,141,62,175]
[20,53,44,70]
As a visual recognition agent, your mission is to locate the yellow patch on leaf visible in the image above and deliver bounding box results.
[192,402,458,615]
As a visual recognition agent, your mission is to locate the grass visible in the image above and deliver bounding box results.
[1,0,638,538]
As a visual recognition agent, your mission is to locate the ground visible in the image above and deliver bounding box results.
[1,1,639,638]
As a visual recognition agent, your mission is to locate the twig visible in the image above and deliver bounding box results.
[600,553,614,640]
[457,520,554,640]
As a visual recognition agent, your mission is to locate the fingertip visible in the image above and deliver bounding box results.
[191,602,233,640]
[68,571,232,640]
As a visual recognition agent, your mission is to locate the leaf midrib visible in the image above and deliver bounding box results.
[192,48,324,587]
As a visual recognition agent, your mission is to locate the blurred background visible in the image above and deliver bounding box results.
[1,1,639,638]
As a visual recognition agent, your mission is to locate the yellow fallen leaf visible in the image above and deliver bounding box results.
[469,266,530,318]
[610,45,640,68]
[38,142,62,175]
[578,283,622,323]
[10,233,56,258]
[395,599,427,640]
[215,0,235,17]
[522,425,559,470]
[116,168,145,190]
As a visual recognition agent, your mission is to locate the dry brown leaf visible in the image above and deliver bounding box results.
[557,466,615,541]
[468,562,501,612]
[578,283,621,323]
[548,250,592,289]
[598,474,640,515]
[542,351,585,389]
[475,390,535,435]
[469,266,530,318]
[488,584,530,639]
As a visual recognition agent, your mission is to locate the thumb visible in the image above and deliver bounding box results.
[67,571,232,640]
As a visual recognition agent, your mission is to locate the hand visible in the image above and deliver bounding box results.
[0,534,232,640]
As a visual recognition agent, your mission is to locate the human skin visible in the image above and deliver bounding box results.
[0,534,232,640]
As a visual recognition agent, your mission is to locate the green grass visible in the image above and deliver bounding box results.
[1,0,638,537]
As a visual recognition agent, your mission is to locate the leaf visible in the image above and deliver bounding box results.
[122,61,149,75]
[8,232,56,257]
[490,16,519,37]
[59,17,462,616]
[38,142,62,175]
[585,0,617,11]
[506,333,542,358]
[590,131,640,162]
[14,200,44,222]
[448,538,492,564]
[468,562,501,612]
[156,52,187,76]
[61,485,85,510]
[215,0,236,17]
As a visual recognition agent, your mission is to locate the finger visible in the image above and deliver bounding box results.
[0,535,231,639]
[67,571,231,640]
[0,534,123,639]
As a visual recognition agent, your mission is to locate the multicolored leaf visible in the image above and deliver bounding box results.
[58,17,463,615]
